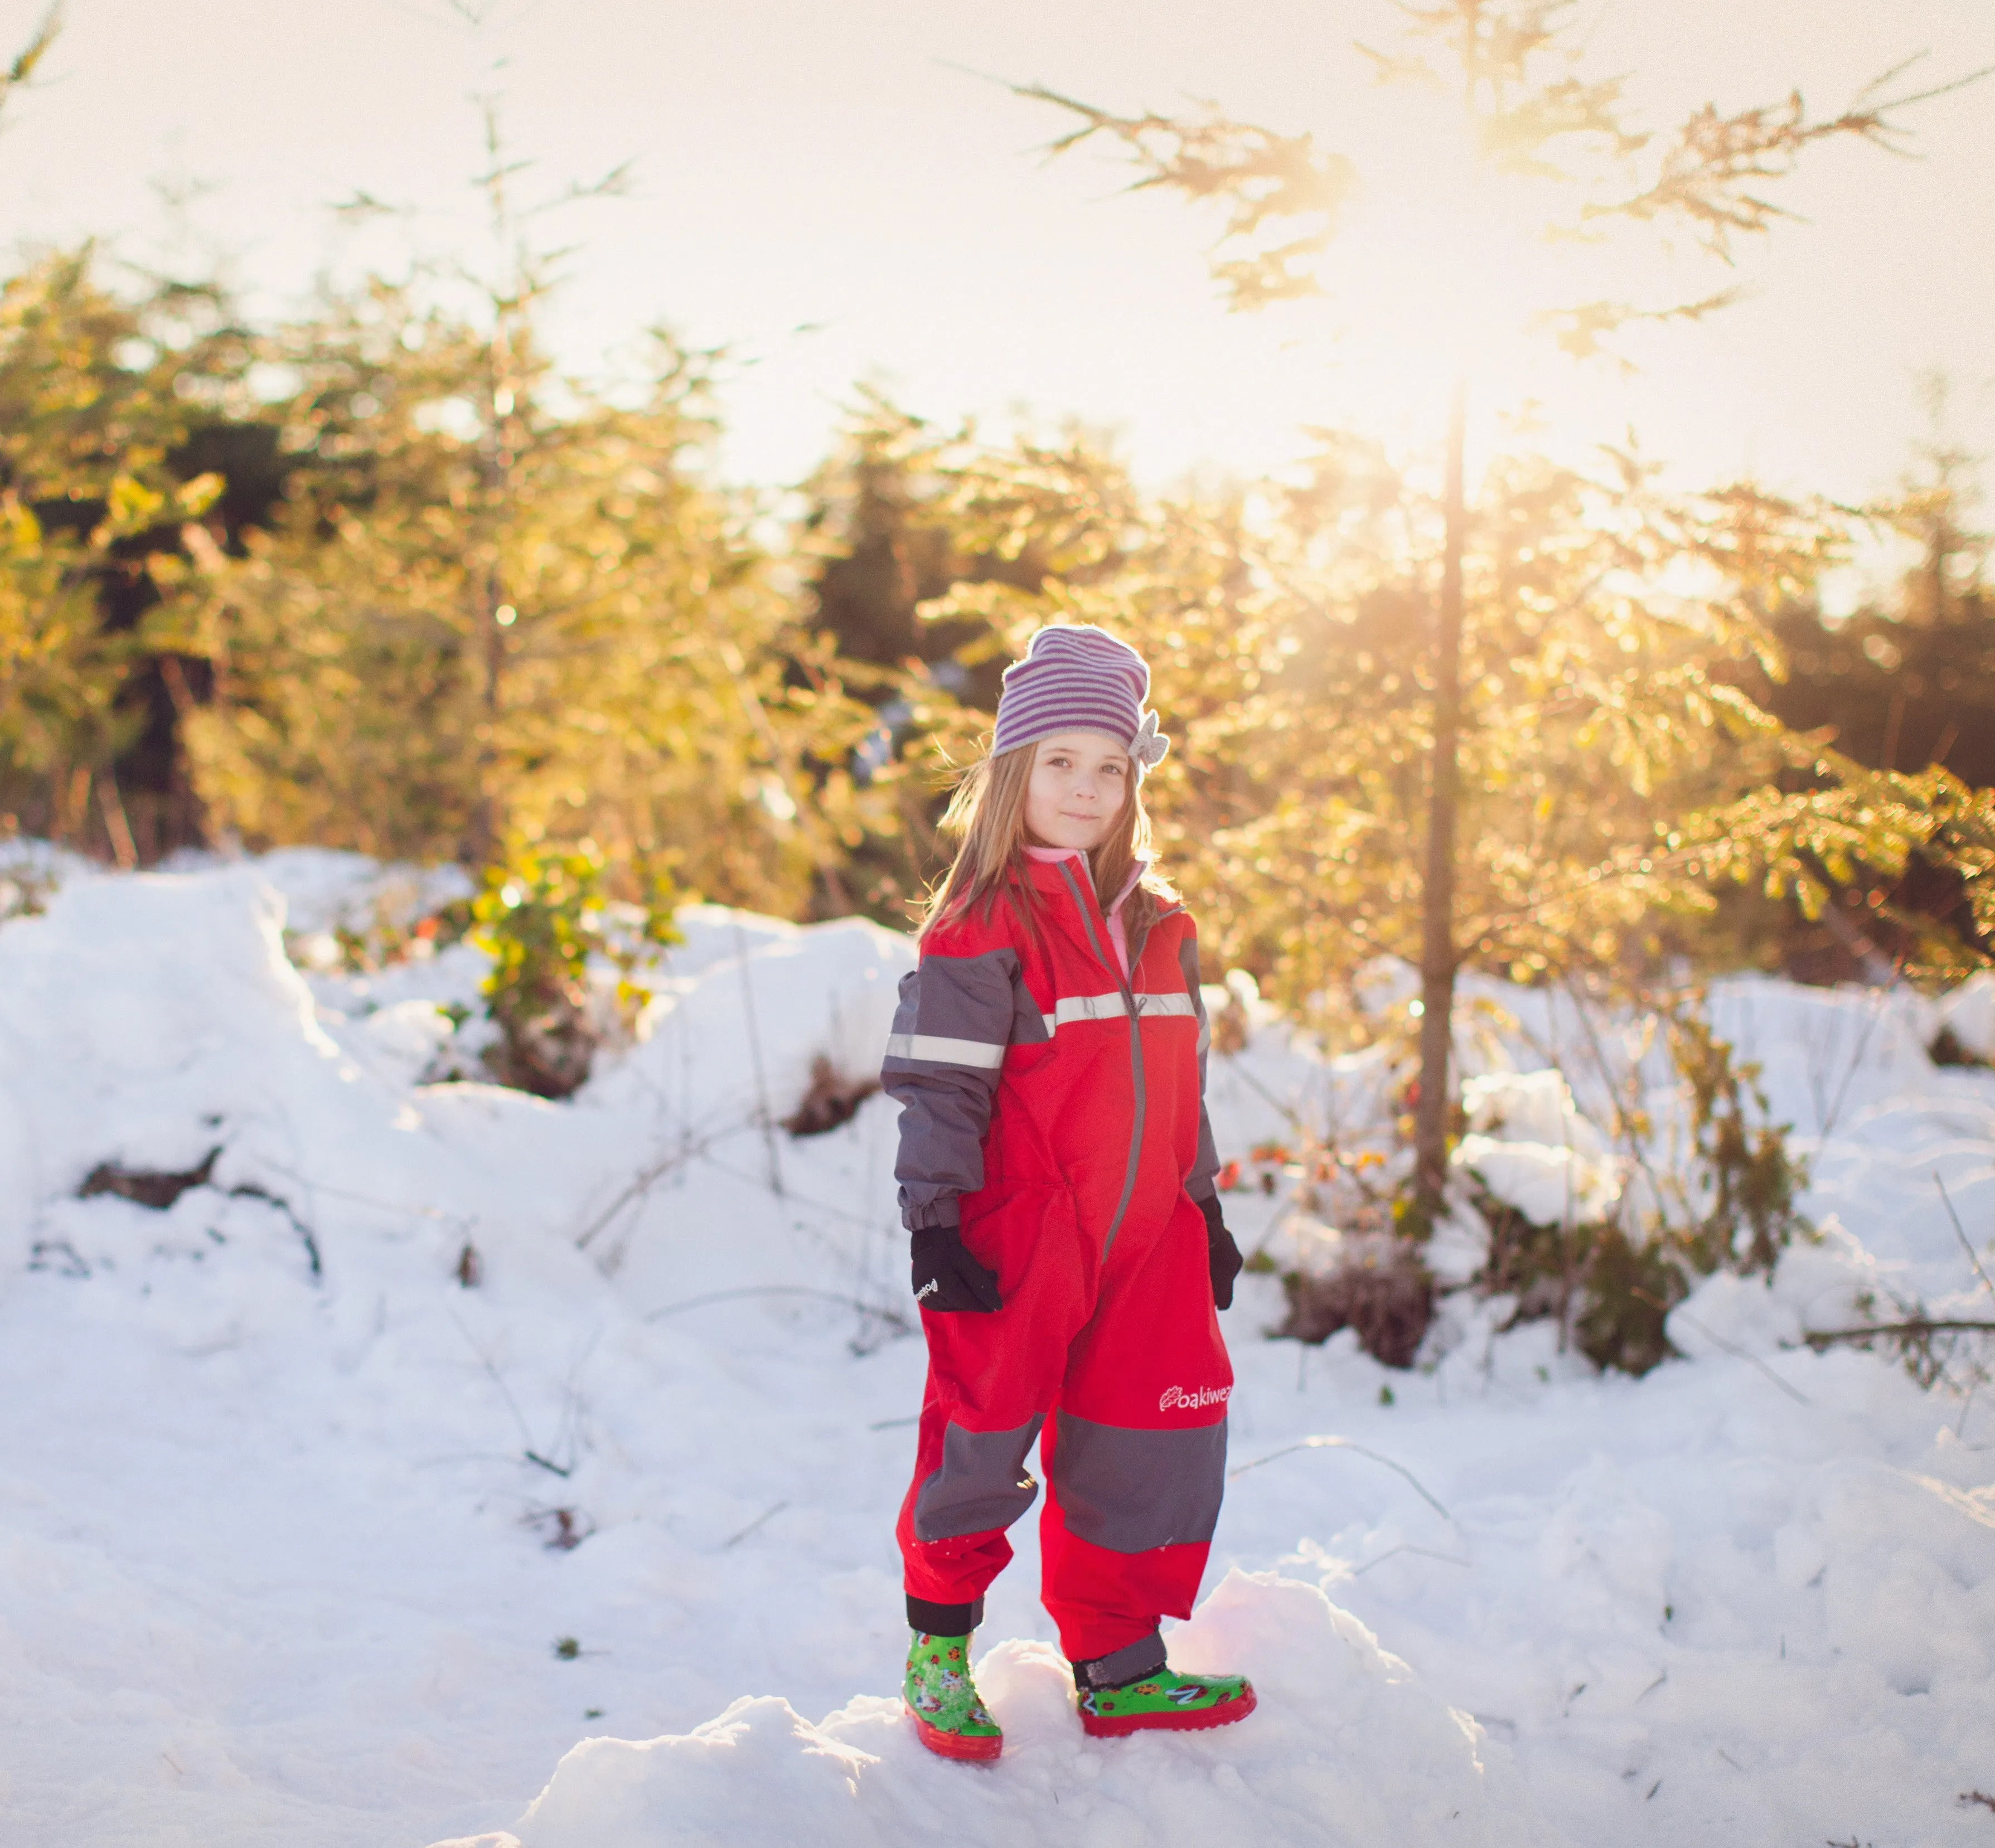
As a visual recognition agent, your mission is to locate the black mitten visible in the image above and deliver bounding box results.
[910,1225,1004,1313]
[1198,1194,1244,1311]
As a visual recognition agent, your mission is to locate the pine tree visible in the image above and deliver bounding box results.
[0,250,230,857]
[1016,2,1984,1221]
[168,84,887,914]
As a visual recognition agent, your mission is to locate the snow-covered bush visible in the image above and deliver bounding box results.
[1456,998,1810,1374]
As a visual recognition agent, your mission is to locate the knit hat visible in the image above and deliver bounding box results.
[991,625,1170,775]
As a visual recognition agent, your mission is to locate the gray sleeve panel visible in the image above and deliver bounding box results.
[885,948,1022,1046]
[1179,935,1221,1202]
[1009,977,1052,1045]
[882,952,1019,1228]
[912,1414,1046,1541]
[1052,1410,1228,1553]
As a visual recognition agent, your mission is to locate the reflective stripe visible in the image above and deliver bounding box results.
[1039,991,1198,1035]
[884,1032,1006,1070]
[1042,991,1126,1033]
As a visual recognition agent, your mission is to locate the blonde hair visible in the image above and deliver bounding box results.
[919,740,1176,947]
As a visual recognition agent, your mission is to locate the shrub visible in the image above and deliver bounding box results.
[471,839,678,1099]
[1472,998,1811,1374]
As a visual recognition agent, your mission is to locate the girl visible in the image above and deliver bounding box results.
[882,624,1252,1762]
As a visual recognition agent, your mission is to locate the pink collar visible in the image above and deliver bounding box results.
[1023,845,1142,904]
[1023,846,1144,976]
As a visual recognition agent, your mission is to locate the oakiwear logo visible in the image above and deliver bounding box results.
[1158,1384,1231,1412]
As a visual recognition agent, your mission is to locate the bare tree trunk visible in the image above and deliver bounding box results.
[1412,376,1468,1228]
[462,96,520,872]
[465,550,506,869]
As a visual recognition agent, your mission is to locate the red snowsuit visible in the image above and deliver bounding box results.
[882,851,1231,1667]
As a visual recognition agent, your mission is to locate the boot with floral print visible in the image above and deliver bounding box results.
[903,1631,1003,1762]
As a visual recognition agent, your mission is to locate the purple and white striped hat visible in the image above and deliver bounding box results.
[991,625,1170,775]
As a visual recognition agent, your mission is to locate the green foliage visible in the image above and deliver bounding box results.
[0,249,234,852]
[897,414,1843,1009]
[0,854,56,923]
[167,275,888,913]
[469,837,678,1099]
[1021,0,1962,345]
[1685,715,1995,982]
[793,394,1146,921]
[1566,1227,1685,1376]
[1666,1010,1808,1275]
[1762,446,1992,790]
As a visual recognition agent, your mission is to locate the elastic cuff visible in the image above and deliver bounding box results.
[903,1199,961,1231]
[907,1594,983,1636]
[1072,1629,1167,1691]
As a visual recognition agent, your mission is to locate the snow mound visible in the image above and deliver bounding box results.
[444,1573,1561,1848]
[589,915,914,1131]
[1665,1218,1891,1359]
[1454,1069,1620,1225]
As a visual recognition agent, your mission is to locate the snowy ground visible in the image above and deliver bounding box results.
[0,851,1991,1847]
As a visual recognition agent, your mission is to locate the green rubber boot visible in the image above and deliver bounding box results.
[903,1631,1003,1762]
[1077,1666,1257,1738]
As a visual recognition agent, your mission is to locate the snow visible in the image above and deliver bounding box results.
[0,853,1991,1846]
[1456,1069,1621,1226]
[497,1575,1543,1848]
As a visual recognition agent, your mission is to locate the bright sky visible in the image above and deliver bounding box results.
[7,0,1993,598]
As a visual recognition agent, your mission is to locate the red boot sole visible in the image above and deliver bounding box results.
[906,1701,1004,1762]
[1079,1685,1258,1739]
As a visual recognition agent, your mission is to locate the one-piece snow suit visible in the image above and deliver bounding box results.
[882,850,1231,1667]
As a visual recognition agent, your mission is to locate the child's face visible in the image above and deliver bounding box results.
[1024,731,1131,852]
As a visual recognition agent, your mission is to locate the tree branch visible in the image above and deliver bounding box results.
[1012,81,1357,312]
[1585,58,1994,260]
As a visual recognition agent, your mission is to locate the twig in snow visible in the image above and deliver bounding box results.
[541,1325,604,1480]
[1216,1050,1309,1138]
[1635,1288,1812,1406]
[448,1309,543,1463]
[1802,1318,1995,1347]
[731,916,785,1199]
[249,1158,473,1240]
[1352,1543,1469,1576]
[642,1284,911,1331]
[573,1131,720,1252]
[1228,1434,1456,1526]
[694,1151,889,1232]
[525,1505,593,1550]
[224,1182,322,1279]
[723,1500,788,1548]
[1936,1172,1995,1303]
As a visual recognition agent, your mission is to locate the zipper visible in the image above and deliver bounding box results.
[1053,861,1146,1260]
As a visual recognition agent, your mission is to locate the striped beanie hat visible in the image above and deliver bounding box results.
[991,625,1170,775]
